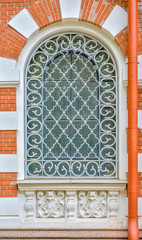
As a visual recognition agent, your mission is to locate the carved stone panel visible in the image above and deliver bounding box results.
[37,191,65,218]
[24,189,120,221]
[78,191,107,218]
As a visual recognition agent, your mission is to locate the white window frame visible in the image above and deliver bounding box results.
[16,20,127,182]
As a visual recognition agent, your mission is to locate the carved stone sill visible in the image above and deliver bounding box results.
[18,180,127,192]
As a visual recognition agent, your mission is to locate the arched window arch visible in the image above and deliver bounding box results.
[25,33,118,178]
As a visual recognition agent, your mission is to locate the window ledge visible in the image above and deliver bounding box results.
[18,179,127,191]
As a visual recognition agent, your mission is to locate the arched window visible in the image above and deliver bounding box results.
[25,33,117,178]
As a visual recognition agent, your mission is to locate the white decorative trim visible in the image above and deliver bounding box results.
[0,198,18,216]
[138,198,142,216]
[138,110,142,129]
[0,69,19,87]
[102,5,128,37]
[0,57,17,69]
[138,55,142,83]
[0,154,18,172]
[125,110,128,129]
[125,197,128,216]
[126,153,142,172]
[0,112,18,130]
[59,0,81,19]
[8,9,39,39]
[138,154,142,172]
[18,182,126,192]
[126,197,142,216]
[138,55,142,68]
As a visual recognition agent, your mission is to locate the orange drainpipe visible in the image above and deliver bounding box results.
[128,0,139,239]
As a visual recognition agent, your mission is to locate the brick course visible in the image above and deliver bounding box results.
[0,0,61,59]
[0,130,17,154]
[0,88,16,111]
[0,173,17,198]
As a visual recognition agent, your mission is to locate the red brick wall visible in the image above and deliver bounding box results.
[0,26,27,59]
[0,131,17,154]
[0,173,17,198]
[0,0,61,60]
[0,88,16,111]
[79,0,113,26]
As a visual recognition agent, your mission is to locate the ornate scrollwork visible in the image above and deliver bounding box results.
[78,191,107,218]
[37,191,65,218]
[25,33,117,178]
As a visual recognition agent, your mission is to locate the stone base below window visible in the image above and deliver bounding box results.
[17,181,127,228]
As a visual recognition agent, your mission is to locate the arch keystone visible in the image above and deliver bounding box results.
[59,0,81,19]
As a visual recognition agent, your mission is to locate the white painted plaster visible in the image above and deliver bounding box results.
[0,218,20,228]
[0,64,19,87]
[0,57,16,69]
[138,110,142,129]
[126,197,142,216]
[126,153,142,173]
[123,66,127,81]
[138,55,142,68]
[16,20,127,181]
[138,55,142,81]
[59,0,81,19]
[0,112,17,130]
[0,69,19,82]
[138,154,142,172]
[139,198,142,216]
[125,154,128,173]
[125,110,128,128]
[102,5,128,37]
[8,9,39,39]
[0,154,18,172]
[125,197,128,216]
[0,198,18,216]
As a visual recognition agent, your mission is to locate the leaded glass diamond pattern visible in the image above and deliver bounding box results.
[25,33,118,178]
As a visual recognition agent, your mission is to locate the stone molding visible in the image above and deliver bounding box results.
[18,181,127,192]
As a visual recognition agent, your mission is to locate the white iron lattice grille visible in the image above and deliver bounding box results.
[25,33,118,178]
